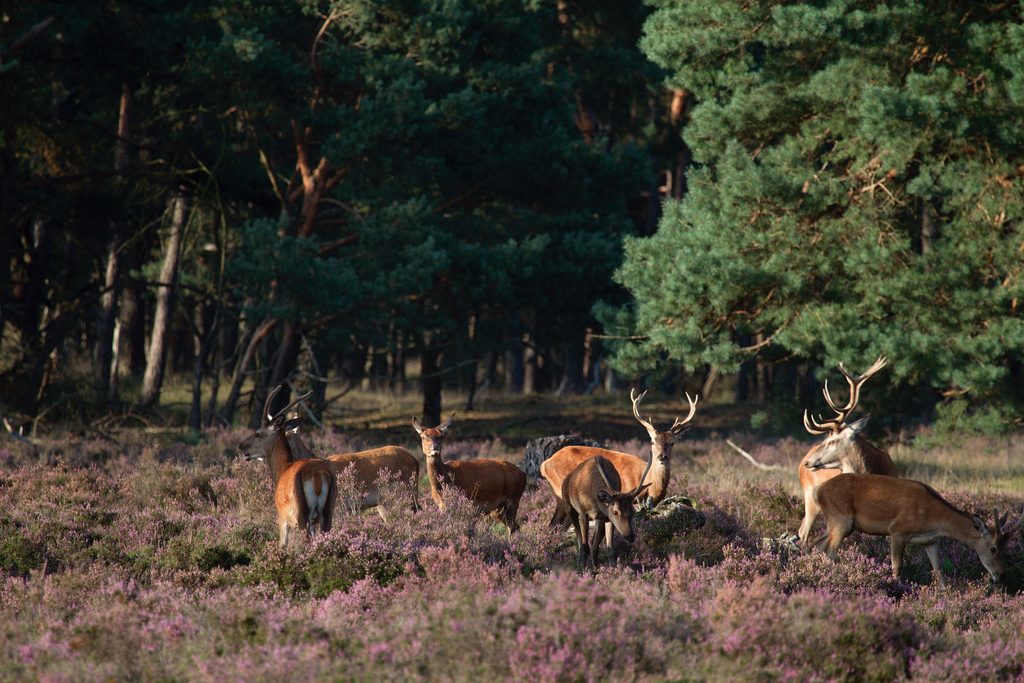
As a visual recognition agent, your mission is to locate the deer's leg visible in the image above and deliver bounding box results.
[924,543,945,587]
[605,521,616,564]
[798,490,819,546]
[889,535,907,579]
[279,521,290,548]
[569,507,587,570]
[589,518,604,568]
[504,500,521,536]
[824,518,853,561]
[549,499,569,527]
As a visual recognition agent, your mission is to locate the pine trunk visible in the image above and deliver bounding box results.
[139,190,188,407]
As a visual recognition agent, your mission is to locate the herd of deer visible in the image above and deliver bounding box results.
[235,357,1020,585]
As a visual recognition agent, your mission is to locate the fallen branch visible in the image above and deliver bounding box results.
[726,439,786,472]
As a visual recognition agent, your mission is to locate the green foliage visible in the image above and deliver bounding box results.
[194,544,252,572]
[0,518,45,577]
[608,0,1024,418]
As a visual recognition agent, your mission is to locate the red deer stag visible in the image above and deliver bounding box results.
[797,356,896,545]
[237,386,337,547]
[413,412,527,534]
[814,473,1019,586]
[563,455,651,570]
[541,388,698,522]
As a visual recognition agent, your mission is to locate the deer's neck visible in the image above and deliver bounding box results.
[646,447,671,499]
[267,434,296,485]
[850,437,895,475]
[424,453,453,494]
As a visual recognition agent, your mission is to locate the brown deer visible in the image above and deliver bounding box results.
[412,412,527,534]
[541,388,698,524]
[284,422,420,513]
[813,473,1019,585]
[797,356,896,545]
[563,455,651,570]
[237,386,337,547]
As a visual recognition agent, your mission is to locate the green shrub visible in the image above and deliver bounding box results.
[0,518,45,576]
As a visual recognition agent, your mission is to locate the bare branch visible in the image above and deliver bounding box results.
[726,439,786,472]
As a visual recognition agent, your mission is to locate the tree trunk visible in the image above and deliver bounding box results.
[93,230,120,404]
[420,341,443,426]
[255,320,303,426]
[504,346,523,393]
[523,338,537,395]
[139,190,188,407]
[217,316,275,425]
[96,83,134,404]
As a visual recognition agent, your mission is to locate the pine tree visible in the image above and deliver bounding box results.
[607,0,1024,420]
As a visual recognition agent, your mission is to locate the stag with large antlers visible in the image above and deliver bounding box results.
[562,455,651,570]
[797,356,896,545]
[237,386,337,547]
[413,412,527,534]
[541,388,697,518]
[814,473,1020,585]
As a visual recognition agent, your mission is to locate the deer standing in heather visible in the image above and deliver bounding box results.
[541,389,697,518]
[285,422,420,514]
[413,412,526,534]
[814,473,1019,586]
[563,455,651,570]
[797,356,896,545]
[237,386,337,547]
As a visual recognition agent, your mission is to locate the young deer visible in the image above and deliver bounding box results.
[814,473,1019,586]
[413,412,526,534]
[541,388,698,523]
[797,356,896,545]
[237,386,337,547]
[562,455,651,570]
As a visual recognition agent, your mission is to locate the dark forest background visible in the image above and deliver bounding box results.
[3,1,1024,435]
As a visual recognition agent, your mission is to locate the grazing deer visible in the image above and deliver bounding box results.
[563,455,651,570]
[413,412,527,534]
[237,386,337,547]
[541,388,698,524]
[813,473,1019,585]
[797,356,896,545]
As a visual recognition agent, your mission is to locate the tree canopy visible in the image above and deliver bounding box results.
[605,0,1024,424]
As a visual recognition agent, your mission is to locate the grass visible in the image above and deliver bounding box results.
[0,392,1022,681]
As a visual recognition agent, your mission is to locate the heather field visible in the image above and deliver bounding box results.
[1,405,1023,682]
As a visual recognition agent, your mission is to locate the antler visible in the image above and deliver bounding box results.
[669,393,699,434]
[631,387,699,436]
[806,356,888,434]
[263,384,313,426]
[630,453,654,498]
[596,458,615,490]
[630,388,655,436]
[802,409,836,435]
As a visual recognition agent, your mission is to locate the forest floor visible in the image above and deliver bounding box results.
[1,391,1022,680]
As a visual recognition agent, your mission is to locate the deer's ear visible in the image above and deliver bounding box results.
[845,416,870,437]
[597,490,613,505]
[282,417,303,433]
[412,417,424,435]
[973,514,991,537]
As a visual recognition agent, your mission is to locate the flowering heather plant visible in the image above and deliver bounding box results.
[0,428,1022,680]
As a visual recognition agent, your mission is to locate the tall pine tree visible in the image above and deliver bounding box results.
[607,0,1024,423]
